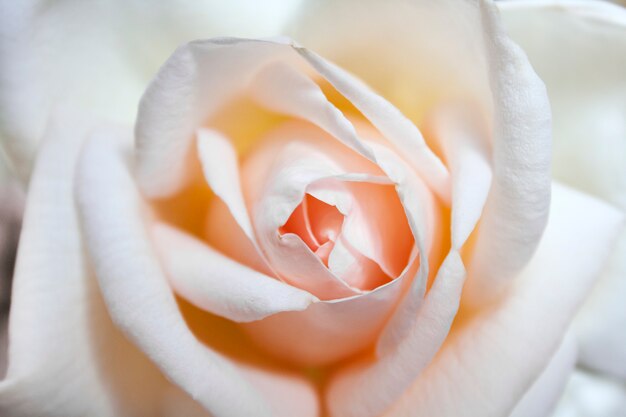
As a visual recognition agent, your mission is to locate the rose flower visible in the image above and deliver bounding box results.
[0,1,624,417]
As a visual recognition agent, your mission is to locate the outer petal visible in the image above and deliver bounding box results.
[76,126,318,417]
[552,369,626,417]
[464,0,552,306]
[0,110,209,417]
[0,0,302,180]
[384,183,624,417]
[499,0,626,380]
[509,331,577,417]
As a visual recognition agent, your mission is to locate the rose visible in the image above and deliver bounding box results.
[0,2,624,417]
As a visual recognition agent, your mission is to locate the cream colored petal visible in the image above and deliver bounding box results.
[464,0,552,306]
[0,110,209,417]
[499,0,626,380]
[384,183,623,417]
[76,126,319,417]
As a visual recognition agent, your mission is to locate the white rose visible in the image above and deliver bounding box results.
[0,1,624,417]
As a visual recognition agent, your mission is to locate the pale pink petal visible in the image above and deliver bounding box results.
[205,197,272,275]
[135,37,447,203]
[241,268,411,366]
[327,235,392,291]
[384,183,624,417]
[196,127,272,274]
[250,61,376,162]
[152,222,315,322]
[247,137,369,299]
[295,47,451,202]
[327,250,465,417]
[337,180,413,278]
[464,0,552,306]
[323,4,551,406]
[76,126,318,417]
[367,141,437,356]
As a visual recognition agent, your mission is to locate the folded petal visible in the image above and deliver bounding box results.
[135,37,447,203]
[499,0,626,210]
[196,128,272,274]
[152,222,315,322]
[76,126,319,417]
[0,110,207,417]
[384,183,624,417]
[425,103,492,249]
[464,0,552,306]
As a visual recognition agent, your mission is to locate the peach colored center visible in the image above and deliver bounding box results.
[279,193,343,267]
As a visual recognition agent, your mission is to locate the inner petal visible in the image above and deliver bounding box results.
[280,193,344,264]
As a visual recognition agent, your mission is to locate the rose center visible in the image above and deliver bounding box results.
[279,193,344,266]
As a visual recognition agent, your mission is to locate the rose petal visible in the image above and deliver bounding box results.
[384,183,624,417]
[237,123,427,365]
[324,1,552,408]
[499,0,626,210]
[152,222,315,322]
[327,250,464,417]
[76,126,318,417]
[294,47,451,202]
[196,127,273,274]
[0,111,120,415]
[196,128,254,239]
[464,0,552,306]
[250,61,377,162]
[509,331,577,417]
[425,103,492,248]
[500,0,626,380]
[241,270,410,365]
[0,110,208,417]
[135,37,448,203]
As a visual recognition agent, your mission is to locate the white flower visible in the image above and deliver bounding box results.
[0,1,624,417]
